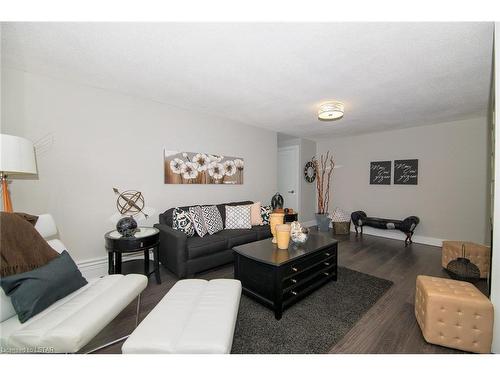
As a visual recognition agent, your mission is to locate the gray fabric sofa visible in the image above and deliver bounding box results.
[155,201,271,278]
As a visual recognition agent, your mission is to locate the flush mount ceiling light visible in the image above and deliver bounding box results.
[318,101,344,121]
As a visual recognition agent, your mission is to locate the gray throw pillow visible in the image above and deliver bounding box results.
[0,250,88,323]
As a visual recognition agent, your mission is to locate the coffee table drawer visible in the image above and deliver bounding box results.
[283,261,336,291]
[283,271,336,307]
[283,247,336,277]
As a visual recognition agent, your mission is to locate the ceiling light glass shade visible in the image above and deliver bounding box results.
[0,134,37,175]
[318,101,344,121]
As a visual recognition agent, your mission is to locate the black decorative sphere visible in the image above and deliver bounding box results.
[116,216,138,237]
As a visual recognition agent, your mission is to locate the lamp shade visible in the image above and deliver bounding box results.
[0,134,37,175]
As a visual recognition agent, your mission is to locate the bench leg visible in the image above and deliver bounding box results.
[83,293,142,354]
[404,232,414,247]
[135,293,142,327]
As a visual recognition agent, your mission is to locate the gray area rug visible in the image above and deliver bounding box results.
[231,267,393,354]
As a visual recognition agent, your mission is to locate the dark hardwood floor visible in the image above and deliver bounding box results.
[81,232,487,354]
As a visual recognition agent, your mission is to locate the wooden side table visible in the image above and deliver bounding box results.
[105,227,161,284]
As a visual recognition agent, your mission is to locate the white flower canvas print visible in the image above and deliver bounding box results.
[164,150,244,184]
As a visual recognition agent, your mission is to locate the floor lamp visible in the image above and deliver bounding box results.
[0,134,37,212]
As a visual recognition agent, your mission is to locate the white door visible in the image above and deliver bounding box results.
[277,145,300,213]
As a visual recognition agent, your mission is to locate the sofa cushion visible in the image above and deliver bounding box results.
[217,201,253,225]
[225,205,252,229]
[201,205,224,235]
[172,207,195,237]
[253,225,272,240]
[250,202,263,226]
[260,205,272,225]
[217,229,258,248]
[161,201,254,227]
[186,234,228,260]
[189,206,208,237]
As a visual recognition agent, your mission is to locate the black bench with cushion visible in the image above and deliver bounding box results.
[350,211,420,246]
[155,201,271,278]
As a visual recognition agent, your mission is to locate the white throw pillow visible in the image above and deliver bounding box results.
[225,205,252,229]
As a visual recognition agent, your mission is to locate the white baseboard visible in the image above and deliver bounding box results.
[77,253,145,280]
[77,257,108,279]
[350,226,443,247]
[300,218,442,247]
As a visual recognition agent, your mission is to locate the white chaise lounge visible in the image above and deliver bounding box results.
[0,214,148,353]
[122,279,241,354]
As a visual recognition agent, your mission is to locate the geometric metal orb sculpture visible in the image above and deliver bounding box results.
[113,187,148,218]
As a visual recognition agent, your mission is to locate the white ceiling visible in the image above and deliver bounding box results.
[1,22,494,139]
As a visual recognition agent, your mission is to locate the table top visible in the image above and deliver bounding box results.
[105,227,159,240]
[233,231,337,267]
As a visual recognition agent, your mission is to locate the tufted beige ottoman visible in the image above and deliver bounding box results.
[442,241,490,278]
[415,275,493,353]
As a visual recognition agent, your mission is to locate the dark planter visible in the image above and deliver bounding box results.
[315,213,331,232]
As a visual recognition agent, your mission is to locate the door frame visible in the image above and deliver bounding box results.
[277,144,301,215]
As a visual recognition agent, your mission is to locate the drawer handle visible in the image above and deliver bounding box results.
[291,267,298,272]
[291,278,297,284]
[291,291,298,296]
[324,262,330,266]
[323,272,330,276]
[324,252,330,256]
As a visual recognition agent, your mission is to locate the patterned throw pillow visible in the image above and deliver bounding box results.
[260,205,272,225]
[202,205,224,235]
[225,205,252,229]
[189,206,208,237]
[172,207,195,237]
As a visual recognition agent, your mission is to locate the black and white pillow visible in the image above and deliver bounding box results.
[189,206,208,237]
[172,207,195,237]
[202,205,224,235]
[225,205,252,229]
[260,205,272,225]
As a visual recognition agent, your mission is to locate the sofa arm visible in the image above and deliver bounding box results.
[154,224,189,278]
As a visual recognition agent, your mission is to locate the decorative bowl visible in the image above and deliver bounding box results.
[291,227,309,244]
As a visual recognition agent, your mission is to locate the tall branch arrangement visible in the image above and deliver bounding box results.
[312,151,335,214]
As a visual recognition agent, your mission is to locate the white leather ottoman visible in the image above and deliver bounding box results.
[122,279,242,354]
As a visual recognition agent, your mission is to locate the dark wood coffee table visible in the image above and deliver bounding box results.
[233,232,338,319]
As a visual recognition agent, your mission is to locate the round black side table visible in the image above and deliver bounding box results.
[105,227,161,284]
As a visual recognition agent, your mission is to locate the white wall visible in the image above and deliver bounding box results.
[490,22,499,354]
[317,117,489,246]
[277,135,317,223]
[1,68,277,270]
